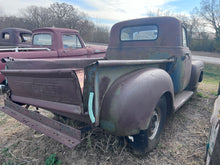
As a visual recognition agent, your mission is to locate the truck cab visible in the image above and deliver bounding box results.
[31,28,106,58]
[107,17,192,93]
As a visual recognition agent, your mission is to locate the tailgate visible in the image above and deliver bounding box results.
[1,68,83,115]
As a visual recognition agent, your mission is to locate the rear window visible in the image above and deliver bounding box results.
[33,33,52,46]
[121,25,158,41]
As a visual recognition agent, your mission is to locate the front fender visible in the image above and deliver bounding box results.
[100,68,174,136]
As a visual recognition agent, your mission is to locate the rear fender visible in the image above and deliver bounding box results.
[187,60,204,91]
[100,68,174,136]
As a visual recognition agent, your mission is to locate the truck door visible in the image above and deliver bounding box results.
[60,34,88,58]
[181,27,192,90]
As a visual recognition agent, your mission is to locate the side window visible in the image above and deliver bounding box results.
[2,32,10,40]
[182,28,188,47]
[33,34,52,46]
[19,33,32,43]
[62,34,82,49]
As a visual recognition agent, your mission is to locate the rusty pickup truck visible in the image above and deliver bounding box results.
[0,28,32,47]
[0,27,106,83]
[0,17,204,153]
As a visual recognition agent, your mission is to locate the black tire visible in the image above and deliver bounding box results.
[127,96,167,154]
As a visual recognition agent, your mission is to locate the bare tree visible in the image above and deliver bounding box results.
[0,16,27,29]
[22,6,53,29]
[49,2,83,29]
[76,19,95,41]
[146,9,204,44]
[92,26,109,43]
[199,0,220,40]
[1,2,109,43]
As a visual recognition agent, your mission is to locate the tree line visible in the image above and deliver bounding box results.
[147,0,220,53]
[0,2,109,43]
[0,0,219,52]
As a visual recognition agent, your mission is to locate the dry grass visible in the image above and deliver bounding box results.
[0,82,216,165]
[0,57,219,164]
[192,51,220,58]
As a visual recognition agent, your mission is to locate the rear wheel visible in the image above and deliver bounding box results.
[127,96,167,154]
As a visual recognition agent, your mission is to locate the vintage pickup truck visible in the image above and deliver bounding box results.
[0,27,106,83]
[0,17,204,153]
[0,28,32,47]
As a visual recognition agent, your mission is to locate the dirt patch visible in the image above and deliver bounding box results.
[0,85,217,165]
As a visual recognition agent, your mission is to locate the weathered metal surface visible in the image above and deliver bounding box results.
[187,60,204,90]
[106,17,192,94]
[84,60,170,126]
[206,95,220,164]
[108,17,181,50]
[96,58,174,67]
[173,91,193,111]
[2,68,83,114]
[4,58,102,70]
[0,28,32,47]
[0,99,82,148]
[99,68,174,136]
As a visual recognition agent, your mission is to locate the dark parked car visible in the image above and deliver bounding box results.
[0,28,32,47]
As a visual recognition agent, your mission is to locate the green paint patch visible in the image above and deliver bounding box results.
[100,120,116,133]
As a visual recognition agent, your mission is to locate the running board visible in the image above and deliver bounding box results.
[0,99,85,148]
[174,91,194,111]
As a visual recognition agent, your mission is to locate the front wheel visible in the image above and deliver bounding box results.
[126,96,167,154]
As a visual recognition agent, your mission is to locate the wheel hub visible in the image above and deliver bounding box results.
[148,108,161,140]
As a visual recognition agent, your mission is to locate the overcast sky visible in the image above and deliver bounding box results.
[0,0,201,26]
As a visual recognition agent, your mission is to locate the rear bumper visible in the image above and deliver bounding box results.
[0,99,92,148]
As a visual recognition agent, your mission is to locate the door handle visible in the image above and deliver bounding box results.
[182,52,190,60]
[184,52,190,57]
[63,50,69,53]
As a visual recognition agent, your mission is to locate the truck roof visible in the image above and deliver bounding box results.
[0,28,31,34]
[32,27,79,34]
